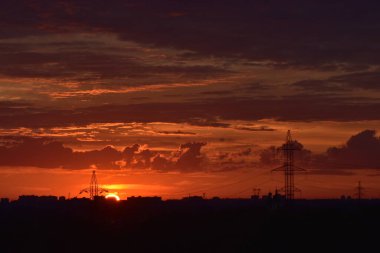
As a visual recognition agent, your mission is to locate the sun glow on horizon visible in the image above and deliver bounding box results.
[105,193,120,201]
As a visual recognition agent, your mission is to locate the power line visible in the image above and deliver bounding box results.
[161,169,272,198]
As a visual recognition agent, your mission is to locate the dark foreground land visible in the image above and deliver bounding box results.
[0,197,379,253]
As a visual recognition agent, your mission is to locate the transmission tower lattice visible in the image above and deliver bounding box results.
[272,130,305,200]
[79,170,108,199]
[355,181,364,200]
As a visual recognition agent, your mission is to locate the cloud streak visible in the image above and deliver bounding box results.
[1,95,380,129]
[3,0,380,68]
[293,71,380,92]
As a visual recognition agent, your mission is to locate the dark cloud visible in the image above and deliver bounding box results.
[259,141,312,168]
[151,155,173,171]
[293,71,380,92]
[212,164,249,173]
[1,95,380,129]
[0,136,121,169]
[156,130,196,136]
[213,147,255,172]
[241,83,271,92]
[2,0,380,68]
[0,48,229,85]
[304,169,355,176]
[175,142,207,172]
[0,137,210,172]
[0,101,39,119]
[141,142,209,172]
[187,119,231,128]
[259,130,380,172]
[235,126,275,132]
[122,144,140,165]
[121,144,161,170]
[2,130,378,172]
[137,149,155,168]
[292,79,348,92]
[199,90,233,96]
[321,130,380,170]
[329,71,380,90]
[259,146,279,166]
[1,1,380,128]
[219,148,253,161]
[1,0,380,140]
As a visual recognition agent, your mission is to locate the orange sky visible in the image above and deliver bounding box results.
[1,123,380,200]
[1,1,380,199]
[1,166,379,200]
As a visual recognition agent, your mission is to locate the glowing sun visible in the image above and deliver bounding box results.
[105,193,120,201]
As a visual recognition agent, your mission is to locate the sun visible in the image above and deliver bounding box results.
[105,193,120,201]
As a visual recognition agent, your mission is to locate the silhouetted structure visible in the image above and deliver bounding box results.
[272,130,305,200]
[79,170,108,200]
[18,195,58,204]
[127,196,161,202]
[1,194,380,252]
[0,198,9,205]
[355,181,364,200]
[183,195,204,200]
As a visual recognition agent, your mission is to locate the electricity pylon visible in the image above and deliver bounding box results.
[79,170,108,200]
[355,181,364,200]
[272,130,305,200]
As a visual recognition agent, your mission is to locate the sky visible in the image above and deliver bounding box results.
[1,0,380,200]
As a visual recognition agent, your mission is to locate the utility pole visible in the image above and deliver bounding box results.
[272,130,305,200]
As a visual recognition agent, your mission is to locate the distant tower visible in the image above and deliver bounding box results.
[355,181,364,200]
[272,130,305,200]
[89,170,99,199]
[79,170,108,200]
